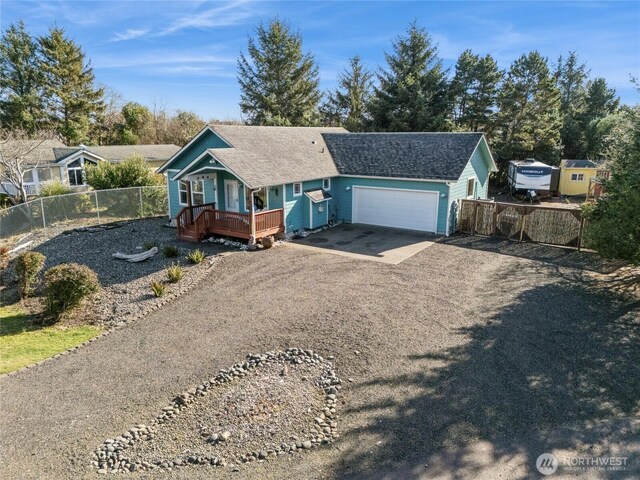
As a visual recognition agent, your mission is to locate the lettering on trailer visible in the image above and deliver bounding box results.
[520,168,549,175]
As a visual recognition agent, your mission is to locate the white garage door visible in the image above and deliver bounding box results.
[353,186,439,233]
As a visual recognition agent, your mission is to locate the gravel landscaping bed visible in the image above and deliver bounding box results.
[11,218,231,328]
[92,349,340,474]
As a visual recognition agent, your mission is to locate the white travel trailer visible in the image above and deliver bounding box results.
[507,159,560,195]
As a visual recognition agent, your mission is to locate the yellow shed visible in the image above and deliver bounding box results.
[559,159,599,196]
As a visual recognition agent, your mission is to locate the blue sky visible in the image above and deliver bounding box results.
[2,0,639,120]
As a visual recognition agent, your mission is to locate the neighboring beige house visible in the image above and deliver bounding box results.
[0,142,180,197]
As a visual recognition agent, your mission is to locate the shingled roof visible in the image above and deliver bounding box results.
[56,144,180,163]
[322,132,485,181]
[0,139,67,165]
[561,159,598,169]
[205,125,347,187]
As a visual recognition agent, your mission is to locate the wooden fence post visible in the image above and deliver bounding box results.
[492,203,498,236]
[578,215,585,251]
[519,208,527,243]
[471,201,478,236]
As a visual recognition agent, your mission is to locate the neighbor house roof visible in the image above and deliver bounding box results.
[0,139,67,165]
[56,144,180,163]
[322,132,487,181]
[561,159,598,169]
[202,125,347,187]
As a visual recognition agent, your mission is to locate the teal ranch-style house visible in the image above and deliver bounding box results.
[157,125,497,244]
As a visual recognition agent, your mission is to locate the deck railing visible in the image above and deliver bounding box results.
[255,209,284,235]
[182,207,284,241]
[176,202,216,237]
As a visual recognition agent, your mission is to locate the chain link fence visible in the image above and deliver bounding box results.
[0,186,167,244]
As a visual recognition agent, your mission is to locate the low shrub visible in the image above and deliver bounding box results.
[151,281,166,297]
[0,247,9,281]
[39,180,72,197]
[166,263,183,283]
[143,240,159,251]
[15,251,46,298]
[44,263,100,320]
[162,245,179,258]
[186,249,205,265]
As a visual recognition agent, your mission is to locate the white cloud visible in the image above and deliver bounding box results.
[111,28,150,42]
[160,0,258,35]
[95,52,236,69]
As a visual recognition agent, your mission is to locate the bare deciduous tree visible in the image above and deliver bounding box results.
[0,128,57,203]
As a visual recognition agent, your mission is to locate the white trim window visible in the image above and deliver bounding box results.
[179,179,205,205]
[191,180,204,205]
[67,159,85,186]
[178,180,189,205]
[466,177,476,198]
[570,173,585,181]
[293,182,302,197]
[322,178,331,191]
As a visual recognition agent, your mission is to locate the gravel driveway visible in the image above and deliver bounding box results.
[1,235,638,479]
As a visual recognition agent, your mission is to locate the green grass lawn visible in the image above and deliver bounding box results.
[0,305,101,374]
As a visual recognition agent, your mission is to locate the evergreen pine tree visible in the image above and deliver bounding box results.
[321,56,373,131]
[450,49,502,134]
[582,78,620,159]
[554,52,589,158]
[38,27,105,144]
[0,21,45,133]
[370,22,449,132]
[237,18,321,126]
[495,51,563,170]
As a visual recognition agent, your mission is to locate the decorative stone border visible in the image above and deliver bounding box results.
[91,349,341,474]
[0,252,233,379]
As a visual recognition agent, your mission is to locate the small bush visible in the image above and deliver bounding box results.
[86,154,164,190]
[186,249,205,265]
[15,251,46,298]
[0,247,9,279]
[143,240,159,251]
[44,263,100,320]
[163,245,179,258]
[166,263,184,283]
[151,281,166,297]
[39,180,72,197]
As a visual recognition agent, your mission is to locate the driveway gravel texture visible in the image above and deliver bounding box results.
[0,234,638,479]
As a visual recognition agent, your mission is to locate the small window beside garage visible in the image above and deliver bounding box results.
[322,178,331,191]
[571,173,585,181]
[293,182,302,196]
[466,177,476,198]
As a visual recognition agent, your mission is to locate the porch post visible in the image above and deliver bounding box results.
[248,188,257,249]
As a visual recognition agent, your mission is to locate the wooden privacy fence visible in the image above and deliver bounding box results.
[458,199,587,249]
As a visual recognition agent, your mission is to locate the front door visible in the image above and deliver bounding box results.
[224,180,239,212]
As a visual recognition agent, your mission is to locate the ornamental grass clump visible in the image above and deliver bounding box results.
[162,245,179,258]
[166,263,183,283]
[44,263,100,320]
[186,249,205,265]
[151,281,166,298]
[15,251,46,298]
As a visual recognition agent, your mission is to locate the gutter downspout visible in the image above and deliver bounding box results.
[248,188,257,248]
[445,183,452,237]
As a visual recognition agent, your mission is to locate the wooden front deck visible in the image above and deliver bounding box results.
[176,203,284,242]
